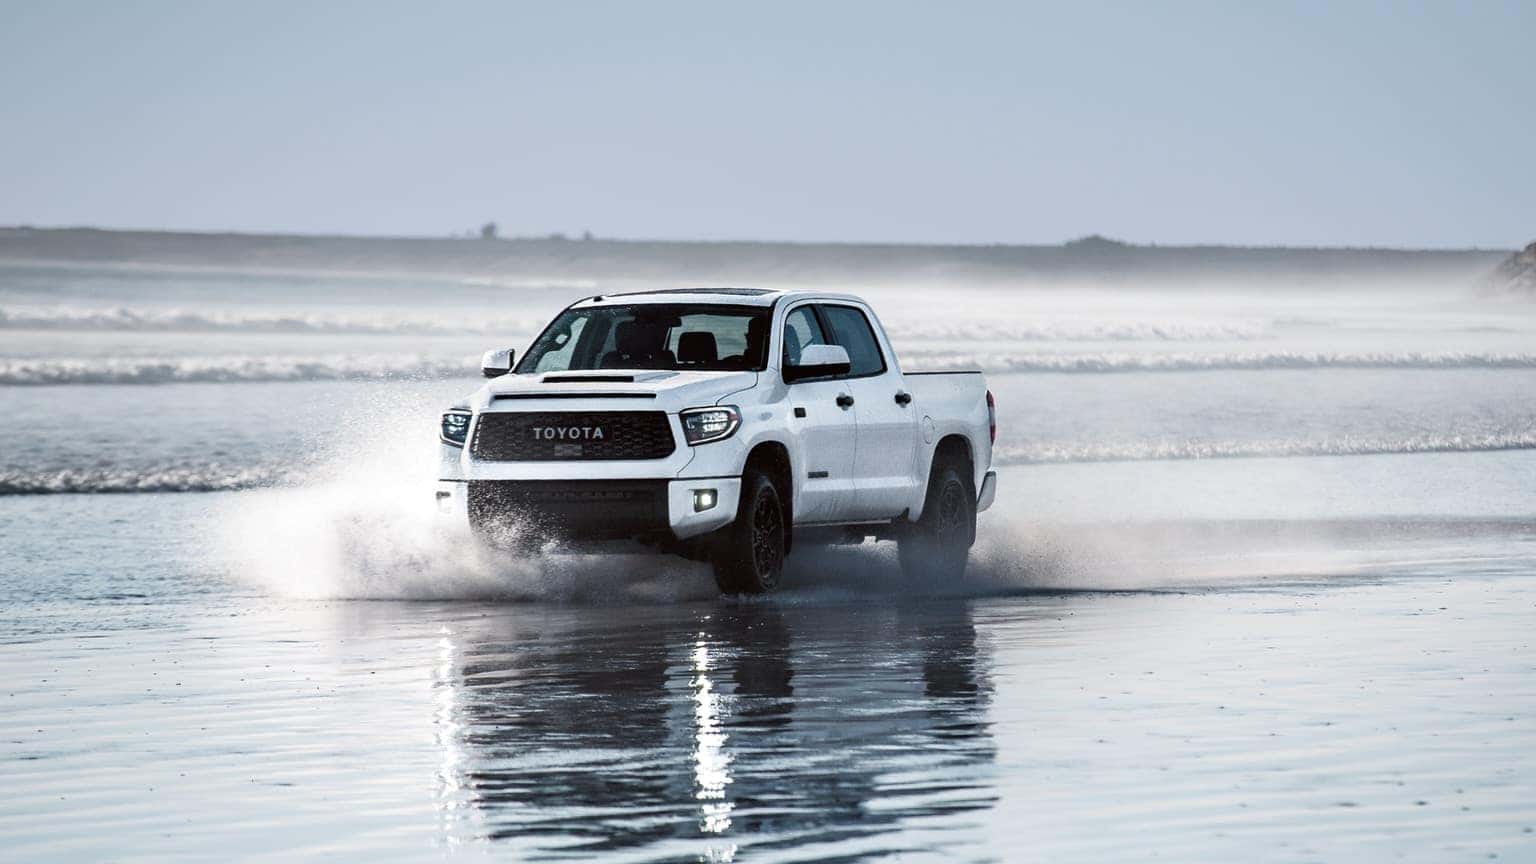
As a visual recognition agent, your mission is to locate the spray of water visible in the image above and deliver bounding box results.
[214,439,1368,602]
[212,384,1400,603]
[215,459,1349,604]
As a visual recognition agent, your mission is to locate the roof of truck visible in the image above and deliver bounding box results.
[572,287,861,308]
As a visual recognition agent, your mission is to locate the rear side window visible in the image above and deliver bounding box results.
[818,305,886,377]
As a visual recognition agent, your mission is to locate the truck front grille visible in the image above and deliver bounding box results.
[471,411,676,461]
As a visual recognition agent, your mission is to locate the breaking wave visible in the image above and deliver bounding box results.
[0,354,478,385]
[994,432,1536,465]
[0,464,295,495]
[906,350,1536,373]
[878,318,1270,342]
[8,349,1536,386]
[0,305,545,335]
[0,304,1270,342]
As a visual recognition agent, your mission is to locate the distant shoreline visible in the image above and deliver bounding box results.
[0,226,1510,287]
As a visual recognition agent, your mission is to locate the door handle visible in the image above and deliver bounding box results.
[894,390,912,405]
[836,394,855,409]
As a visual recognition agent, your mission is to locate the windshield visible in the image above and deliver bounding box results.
[516,303,771,373]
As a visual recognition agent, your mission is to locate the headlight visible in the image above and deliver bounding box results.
[440,411,472,447]
[680,405,741,446]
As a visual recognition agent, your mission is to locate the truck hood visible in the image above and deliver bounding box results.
[473,369,759,413]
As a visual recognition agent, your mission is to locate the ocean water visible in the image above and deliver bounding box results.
[2,262,1535,861]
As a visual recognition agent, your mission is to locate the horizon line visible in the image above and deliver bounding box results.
[0,224,1516,255]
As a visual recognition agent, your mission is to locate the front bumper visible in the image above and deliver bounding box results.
[437,475,741,543]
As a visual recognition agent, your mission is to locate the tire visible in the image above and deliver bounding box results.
[898,458,975,581]
[712,470,786,595]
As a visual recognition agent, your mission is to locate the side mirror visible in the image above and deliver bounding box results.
[481,348,515,378]
[783,343,851,383]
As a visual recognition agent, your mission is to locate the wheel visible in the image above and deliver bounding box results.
[712,470,786,594]
[898,458,975,581]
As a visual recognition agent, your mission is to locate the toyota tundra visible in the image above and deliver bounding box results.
[436,288,996,593]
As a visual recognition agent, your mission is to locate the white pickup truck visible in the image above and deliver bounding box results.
[436,288,996,593]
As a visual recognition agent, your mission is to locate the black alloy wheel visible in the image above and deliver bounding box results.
[898,459,975,582]
[750,489,785,582]
[713,470,786,594]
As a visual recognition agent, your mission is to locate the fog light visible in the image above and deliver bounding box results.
[693,488,718,512]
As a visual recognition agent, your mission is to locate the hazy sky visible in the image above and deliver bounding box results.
[2,1,1532,247]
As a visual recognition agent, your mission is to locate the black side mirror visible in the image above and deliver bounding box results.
[481,348,515,378]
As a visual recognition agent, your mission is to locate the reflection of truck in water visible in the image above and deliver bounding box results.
[437,288,996,593]
[432,601,996,853]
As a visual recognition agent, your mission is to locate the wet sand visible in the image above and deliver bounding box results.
[3,490,1535,862]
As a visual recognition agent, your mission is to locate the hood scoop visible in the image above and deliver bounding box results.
[542,374,635,383]
[494,391,657,401]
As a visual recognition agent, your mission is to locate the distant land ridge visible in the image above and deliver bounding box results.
[1485,240,1536,296]
[0,226,1511,287]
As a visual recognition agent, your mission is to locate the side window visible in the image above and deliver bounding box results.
[781,306,827,367]
[818,305,886,377]
[533,317,589,372]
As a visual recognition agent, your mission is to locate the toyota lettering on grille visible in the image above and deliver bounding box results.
[530,426,607,441]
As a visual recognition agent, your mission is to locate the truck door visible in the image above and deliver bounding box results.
[816,303,919,521]
[782,304,858,524]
